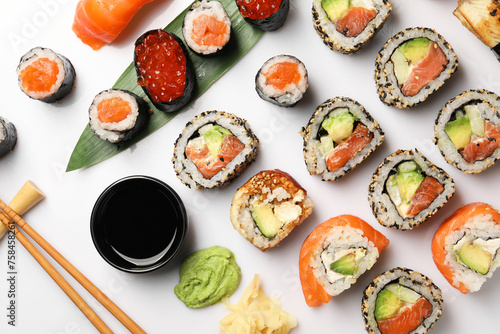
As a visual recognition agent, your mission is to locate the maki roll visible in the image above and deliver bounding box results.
[0,117,17,159]
[255,55,308,107]
[368,149,455,230]
[454,0,500,61]
[299,215,389,307]
[312,0,392,54]
[134,29,195,112]
[182,0,231,56]
[362,267,443,334]
[375,27,458,108]
[16,47,75,103]
[432,202,500,294]
[230,169,314,251]
[434,89,500,174]
[173,110,258,189]
[235,0,289,31]
[302,97,384,181]
[88,89,151,145]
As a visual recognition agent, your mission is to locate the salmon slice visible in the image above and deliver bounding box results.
[377,297,433,334]
[326,123,373,172]
[334,7,377,37]
[72,0,154,50]
[432,202,500,294]
[461,120,500,163]
[401,42,448,97]
[263,62,301,91]
[97,97,131,123]
[299,215,389,307]
[191,14,229,47]
[406,176,444,217]
[19,58,59,93]
[185,135,244,179]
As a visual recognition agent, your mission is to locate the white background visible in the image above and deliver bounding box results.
[1,0,499,333]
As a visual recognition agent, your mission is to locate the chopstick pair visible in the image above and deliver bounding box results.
[0,199,146,334]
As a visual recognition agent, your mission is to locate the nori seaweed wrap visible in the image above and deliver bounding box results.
[0,117,17,159]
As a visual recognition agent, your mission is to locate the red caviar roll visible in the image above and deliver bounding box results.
[299,215,389,307]
[236,0,290,31]
[134,29,195,113]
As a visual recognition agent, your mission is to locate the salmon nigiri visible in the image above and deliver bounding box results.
[72,0,154,50]
[432,202,500,294]
[299,215,389,307]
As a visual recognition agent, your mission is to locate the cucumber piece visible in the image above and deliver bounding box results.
[385,283,421,303]
[464,105,485,137]
[397,161,419,173]
[386,174,402,206]
[319,135,335,157]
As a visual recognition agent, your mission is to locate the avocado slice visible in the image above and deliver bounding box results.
[444,115,472,150]
[464,104,485,137]
[330,253,357,275]
[385,283,421,303]
[250,203,284,239]
[321,0,351,21]
[375,288,404,321]
[391,48,410,85]
[395,169,424,204]
[200,124,233,156]
[321,109,357,144]
[398,38,431,65]
[454,241,493,275]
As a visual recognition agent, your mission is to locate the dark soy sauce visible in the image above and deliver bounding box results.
[100,178,181,260]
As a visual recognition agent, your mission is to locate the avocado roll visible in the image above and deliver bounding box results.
[88,89,151,145]
[173,110,259,189]
[362,267,443,334]
[432,202,500,294]
[16,47,75,103]
[312,0,392,54]
[434,89,500,174]
[0,117,17,159]
[134,30,195,112]
[303,97,384,181]
[375,27,458,108]
[255,55,309,107]
[182,0,231,56]
[236,0,289,31]
[230,169,314,251]
[368,149,455,230]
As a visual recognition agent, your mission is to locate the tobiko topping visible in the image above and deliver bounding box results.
[135,30,187,103]
[236,0,282,20]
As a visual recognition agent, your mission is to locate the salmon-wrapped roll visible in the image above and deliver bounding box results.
[299,215,389,307]
[432,202,500,294]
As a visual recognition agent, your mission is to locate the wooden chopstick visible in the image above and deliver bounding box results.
[0,211,113,334]
[0,199,146,334]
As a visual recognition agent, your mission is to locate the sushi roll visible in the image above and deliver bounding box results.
[375,27,458,108]
[299,215,389,307]
[312,0,392,54]
[255,55,308,107]
[434,89,500,174]
[235,0,289,31]
[173,110,259,189]
[230,169,314,251]
[88,89,151,145]
[302,97,384,181]
[453,0,500,62]
[362,267,443,334]
[0,117,17,159]
[368,149,455,230]
[182,0,231,56]
[134,29,195,112]
[432,202,500,294]
[16,47,75,103]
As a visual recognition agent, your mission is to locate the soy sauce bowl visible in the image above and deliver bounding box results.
[91,175,188,273]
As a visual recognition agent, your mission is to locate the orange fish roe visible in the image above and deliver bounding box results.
[236,0,281,20]
[263,62,301,90]
[19,58,59,93]
[97,98,131,123]
[135,30,187,103]
[191,14,228,47]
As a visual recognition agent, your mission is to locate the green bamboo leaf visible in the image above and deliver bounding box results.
[66,0,264,172]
